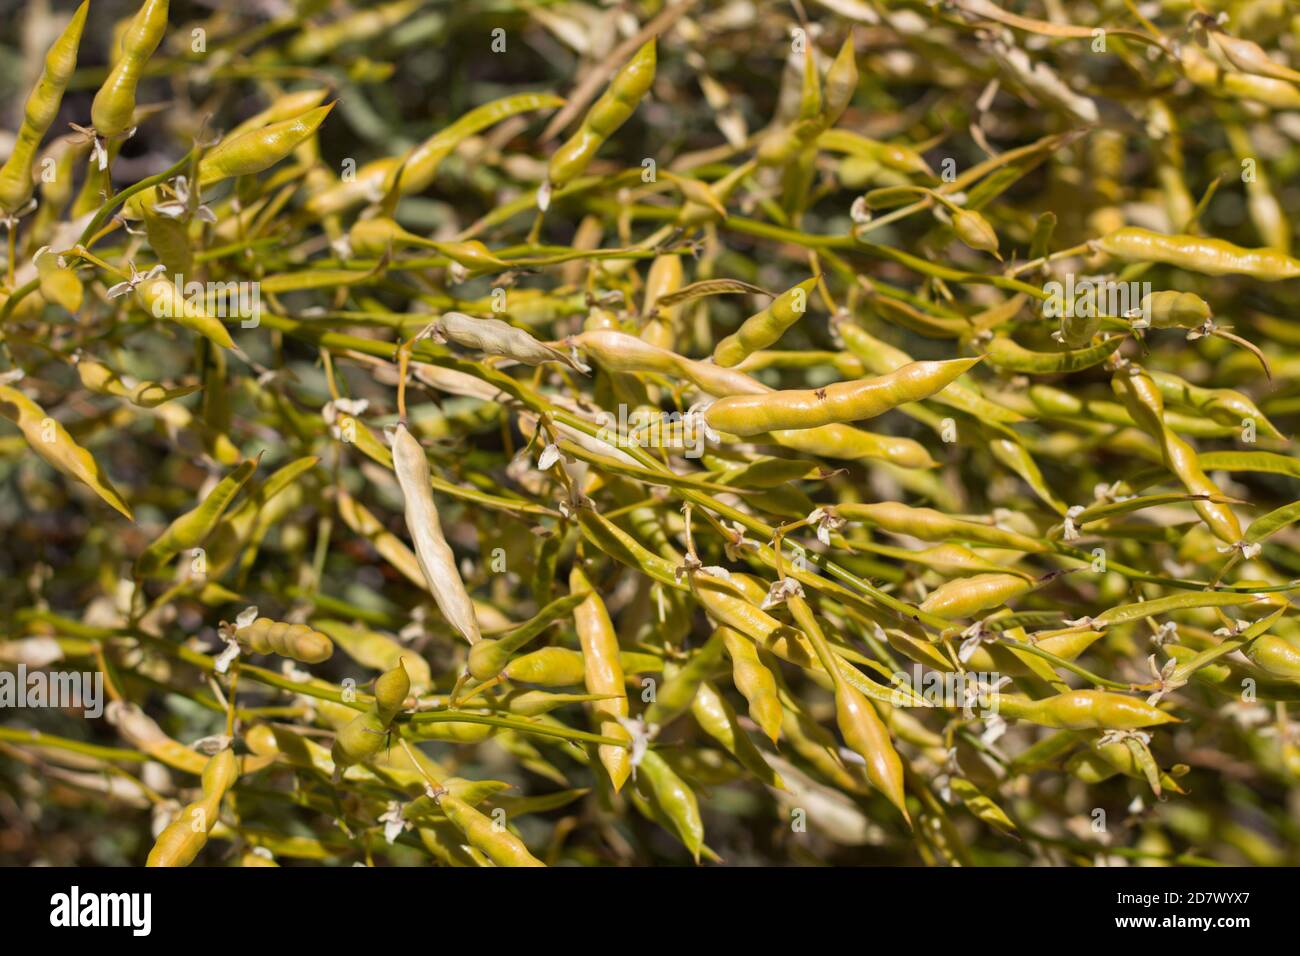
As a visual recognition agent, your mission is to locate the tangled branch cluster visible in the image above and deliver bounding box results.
[2,0,1300,866]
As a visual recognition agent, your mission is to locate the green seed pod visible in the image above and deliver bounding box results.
[712,279,818,367]
[126,104,336,219]
[466,591,588,681]
[705,357,981,435]
[546,41,656,195]
[644,630,728,728]
[234,617,334,665]
[346,217,507,273]
[986,334,1122,374]
[917,572,1035,619]
[374,659,412,724]
[1066,735,1187,793]
[134,457,258,577]
[1138,290,1213,329]
[949,207,1001,258]
[1096,226,1300,280]
[204,104,335,183]
[287,0,424,61]
[995,690,1180,731]
[0,1,89,214]
[689,680,784,788]
[1064,747,1119,784]
[133,274,237,350]
[719,628,782,744]
[1245,635,1300,680]
[307,93,564,217]
[433,789,545,867]
[330,709,390,769]
[1147,370,1283,440]
[1113,364,1242,544]
[820,38,859,126]
[225,88,330,140]
[633,749,704,862]
[91,0,170,139]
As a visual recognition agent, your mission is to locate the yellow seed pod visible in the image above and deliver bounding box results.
[226,610,334,665]
[0,384,133,520]
[374,659,412,724]
[705,358,981,436]
[1137,291,1212,329]
[1245,635,1300,680]
[570,564,631,791]
[949,207,1001,258]
[712,279,818,368]
[997,690,1180,731]
[786,595,909,822]
[1113,364,1241,544]
[917,573,1034,619]
[834,679,909,821]
[106,701,209,774]
[546,41,656,195]
[1096,226,1300,280]
[147,748,234,867]
[640,254,685,351]
[91,0,170,139]
[433,789,545,867]
[720,628,782,744]
[201,747,238,800]
[0,1,89,214]
[314,619,433,692]
[331,709,391,769]
[133,275,236,351]
[146,801,211,868]
[503,646,587,686]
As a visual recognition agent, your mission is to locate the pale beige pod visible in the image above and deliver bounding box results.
[390,422,482,644]
[432,312,585,371]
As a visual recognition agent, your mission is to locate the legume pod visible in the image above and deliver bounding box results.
[92,0,170,140]
[569,563,631,791]
[390,422,482,645]
[546,41,656,196]
[0,383,132,520]
[0,1,89,215]
[704,358,980,436]
[1096,227,1300,280]
[712,278,819,367]
[134,456,258,577]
